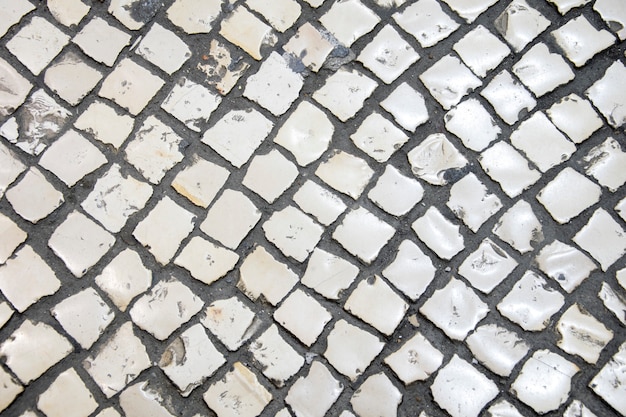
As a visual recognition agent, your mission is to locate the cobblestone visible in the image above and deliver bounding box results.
[0,1,625,416]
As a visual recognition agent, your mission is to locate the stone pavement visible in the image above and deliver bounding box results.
[0,0,625,416]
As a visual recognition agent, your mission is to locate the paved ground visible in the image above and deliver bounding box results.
[0,0,625,416]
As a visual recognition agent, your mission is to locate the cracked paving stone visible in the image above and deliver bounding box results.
[512,349,579,414]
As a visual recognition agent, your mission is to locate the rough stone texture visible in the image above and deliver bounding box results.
[0,1,624,417]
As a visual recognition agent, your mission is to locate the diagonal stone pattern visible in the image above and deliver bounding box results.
[0,0,625,416]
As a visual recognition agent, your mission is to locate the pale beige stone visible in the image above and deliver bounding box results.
[51,288,115,349]
[161,78,221,132]
[81,164,153,233]
[200,190,261,250]
[48,0,90,27]
[73,17,132,66]
[350,112,409,162]
[48,210,115,278]
[510,112,576,173]
[243,150,299,203]
[0,246,60,312]
[345,276,408,336]
[38,129,107,187]
[407,133,468,185]
[351,373,402,417]
[204,363,272,417]
[293,180,347,226]
[286,362,343,417]
[313,68,378,122]
[393,0,459,47]
[6,17,70,75]
[0,366,22,412]
[557,304,613,363]
[498,271,565,331]
[160,324,225,396]
[247,0,301,32]
[95,249,152,312]
[512,43,575,97]
[274,289,331,346]
[83,322,151,398]
[324,320,384,381]
[494,0,550,52]
[301,248,359,300]
[283,23,333,72]
[333,207,395,264]
[431,355,498,417]
[44,52,102,105]
[590,341,626,415]
[37,368,98,417]
[249,324,304,385]
[582,137,626,192]
[466,324,529,377]
[136,23,191,75]
[74,101,135,148]
[447,173,502,232]
[263,206,323,262]
[420,278,488,340]
[5,168,63,223]
[574,208,626,271]
[0,0,35,37]
[1,89,72,155]
[130,278,203,340]
[175,236,239,285]
[201,108,273,168]
[197,40,250,95]
[125,116,185,184]
[119,381,176,417]
[99,58,164,115]
[382,240,436,301]
[0,213,26,264]
[109,0,158,30]
[512,350,578,414]
[358,25,419,84]
[274,101,334,166]
[412,207,464,260]
[319,0,380,47]
[0,141,26,196]
[244,52,303,116]
[201,297,257,351]
[0,57,32,117]
[132,197,195,265]
[167,0,223,34]
[238,245,298,305]
[385,332,443,384]
[1,320,72,384]
[492,200,543,254]
[219,6,276,60]
[315,151,374,199]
